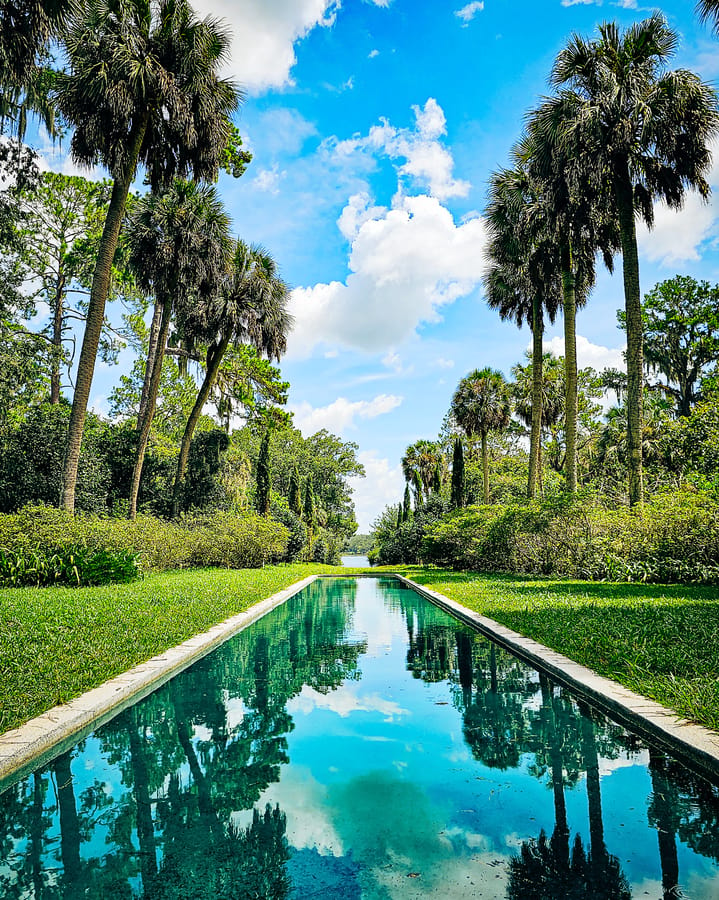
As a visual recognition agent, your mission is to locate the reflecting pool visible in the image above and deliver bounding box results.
[1,577,718,899]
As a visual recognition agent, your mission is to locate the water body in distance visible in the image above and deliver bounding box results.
[340,554,370,567]
[1,577,718,899]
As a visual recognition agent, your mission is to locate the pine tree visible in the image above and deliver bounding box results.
[256,430,271,516]
[396,505,403,529]
[451,437,465,508]
[402,483,411,522]
[289,465,302,517]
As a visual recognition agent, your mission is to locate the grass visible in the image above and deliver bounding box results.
[0,563,335,734]
[2,562,718,737]
[385,566,719,733]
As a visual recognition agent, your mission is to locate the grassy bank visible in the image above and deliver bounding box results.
[2,564,717,738]
[0,564,334,733]
[392,567,719,733]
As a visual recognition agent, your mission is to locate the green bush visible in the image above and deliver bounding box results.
[0,544,139,587]
[0,506,289,578]
[420,488,719,585]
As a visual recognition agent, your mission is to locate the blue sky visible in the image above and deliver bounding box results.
[38,0,719,530]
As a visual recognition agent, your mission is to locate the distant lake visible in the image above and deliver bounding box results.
[341,554,370,567]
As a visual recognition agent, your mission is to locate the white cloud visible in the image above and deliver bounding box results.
[455,2,484,24]
[434,356,455,369]
[637,192,717,264]
[349,450,405,532]
[333,98,470,200]
[194,0,337,93]
[288,684,408,719]
[368,48,380,58]
[289,393,402,436]
[288,193,487,357]
[253,164,283,194]
[541,335,625,373]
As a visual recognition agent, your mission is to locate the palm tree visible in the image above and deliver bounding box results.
[0,0,70,137]
[549,14,719,504]
[512,352,566,487]
[697,1,719,34]
[126,180,232,519]
[57,0,240,512]
[450,367,511,503]
[518,122,618,495]
[485,163,561,498]
[401,439,443,506]
[170,241,292,517]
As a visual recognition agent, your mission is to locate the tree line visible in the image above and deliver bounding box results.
[0,0,363,564]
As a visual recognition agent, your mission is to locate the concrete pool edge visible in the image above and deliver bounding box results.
[396,574,719,782]
[2,570,718,791]
[0,574,319,790]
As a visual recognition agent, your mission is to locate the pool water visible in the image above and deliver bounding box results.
[1,577,718,898]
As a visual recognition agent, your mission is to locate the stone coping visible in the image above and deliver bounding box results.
[0,575,317,791]
[396,574,719,783]
[1,571,718,792]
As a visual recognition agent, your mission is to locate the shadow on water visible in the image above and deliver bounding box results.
[0,576,718,899]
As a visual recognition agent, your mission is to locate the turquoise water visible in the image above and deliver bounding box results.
[1,577,718,899]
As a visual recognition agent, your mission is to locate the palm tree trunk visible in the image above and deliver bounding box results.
[53,751,83,893]
[128,297,173,520]
[126,713,158,891]
[138,299,164,428]
[171,334,230,518]
[615,163,644,506]
[50,271,65,404]
[560,240,578,494]
[649,749,680,900]
[481,428,489,503]
[528,296,544,499]
[61,114,149,512]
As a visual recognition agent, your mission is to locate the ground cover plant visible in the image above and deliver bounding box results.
[0,563,339,734]
[389,567,719,734]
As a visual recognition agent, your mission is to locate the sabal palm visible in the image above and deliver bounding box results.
[697,1,719,33]
[171,240,292,516]
[401,439,443,506]
[126,179,232,519]
[549,13,719,504]
[57,0,240,511]
[517,122,617,494]
[451,368,511,503]
[0,0,69,136]
[485,163,561,498]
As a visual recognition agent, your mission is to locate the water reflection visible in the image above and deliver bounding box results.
[0,577,718,899]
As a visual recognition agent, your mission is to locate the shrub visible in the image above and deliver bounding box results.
[0,544,139,587]
[420,488,719,585]
[0,506,289,579]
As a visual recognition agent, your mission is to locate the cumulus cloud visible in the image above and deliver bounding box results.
[455,2,484,24]
[288,193,487,357]
[349,450,405,532]
[290,393,402,436]
[195,0,389,92]
[333,98,470,200]
[542,334,625,372]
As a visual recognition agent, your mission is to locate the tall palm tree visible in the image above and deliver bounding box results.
[126,180,232,519]
[450,367,511,503]
[401,439,443,506]
[485,163,561,498]
[512,352,566,487]
[0,0,70,137]
[170,241,292,517]
[57,0,240,512]
[697,1,719,34]
[517,123,618,495]
[549,13,719,504]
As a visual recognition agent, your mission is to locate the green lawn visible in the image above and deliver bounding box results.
[390,567,719,733]
[2,564,718,736]
[0,564,334,734]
